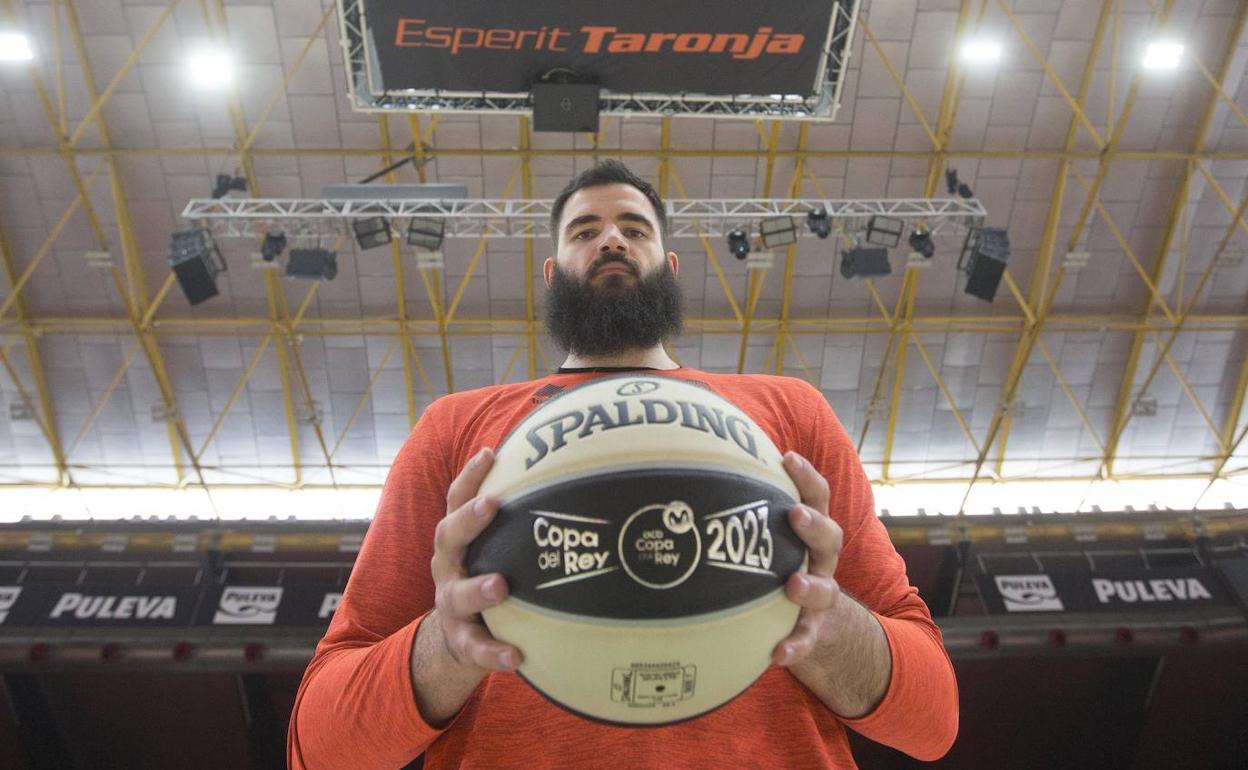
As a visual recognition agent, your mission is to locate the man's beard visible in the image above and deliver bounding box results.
[545,254,684,358]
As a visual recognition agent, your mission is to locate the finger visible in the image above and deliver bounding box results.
[772,613,820,666]
[782,452,830,515]
[785,571,841,611]
[440,573,510,620]
[789,503,842,577]
[446,446,496,513]
[448,619,523,672]
[430,495,500,582]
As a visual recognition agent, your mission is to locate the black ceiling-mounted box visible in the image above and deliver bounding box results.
[532,82,601,132]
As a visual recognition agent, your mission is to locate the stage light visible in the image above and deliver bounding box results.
[188,48,234,89]
[286,248,338,281]
[352,217,392,250]
[168,229,227,306]
[959,227,1010,302]
[805,207,831,239]
[960,39,1002,63]
[945,168,974,199]
[727,229,750,260]
[945,169,959,195]
[1142,41,1183,70]
[865,215,904,248]
[406,217,446,251]
[908,228,935,259]
[211,174,247,199]
[759,216,797,248]
[260,233,286,262]
[840,246,891,279]
[0,33,33,62]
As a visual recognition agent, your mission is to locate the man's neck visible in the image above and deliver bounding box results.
[559,345,680,371]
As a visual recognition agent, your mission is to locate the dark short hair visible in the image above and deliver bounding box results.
[549,159,668,246]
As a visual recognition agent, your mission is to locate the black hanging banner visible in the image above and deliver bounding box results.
[977,568,1231,615]
[194,585,344,627]
[0,584,200,628]
[1214,558,1248,612]
[360,0,835,96]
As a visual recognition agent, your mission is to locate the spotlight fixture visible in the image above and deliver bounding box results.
[959,227,1010,302]
[168,228,227,306]
[406,216,446,251]
[0,32,34,62]
[908,228,935,259]
[946,168,973,199]
[352,217,392,250]
[865,215,904,248]
[1142,41,1183,71]
[260,233,287,262]
[188,48,234,89]
[840,246,891,280]
[805,207,831,239]
[758,216,797,249]
[960,39,1002,63]
[211,174,247,199]
[286,248,338,281]
[945,169,959,195]
[727,229,750,260]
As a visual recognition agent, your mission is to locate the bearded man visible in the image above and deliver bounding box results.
[288,160,958,769]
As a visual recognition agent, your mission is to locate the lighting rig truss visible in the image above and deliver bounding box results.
[182,197,988,241]
[337,0,860,119]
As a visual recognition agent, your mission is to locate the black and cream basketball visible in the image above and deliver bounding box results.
[466,375,806,725]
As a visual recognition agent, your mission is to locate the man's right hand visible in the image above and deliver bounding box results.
[411,446,522,726]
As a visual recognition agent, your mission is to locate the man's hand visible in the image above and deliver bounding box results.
[429,446,522,672]
[772,450,891,719]
[773,450,844,667]
[412,446,522,726]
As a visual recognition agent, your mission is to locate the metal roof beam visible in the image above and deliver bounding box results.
[1099,0,1248,479]
[990,0,1118,477]
[960,0,1178,505]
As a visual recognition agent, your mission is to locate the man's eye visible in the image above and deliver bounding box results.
[627,229,647,238]
[573,230,595,240]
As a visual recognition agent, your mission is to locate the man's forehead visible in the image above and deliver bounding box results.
[561,184,658,226]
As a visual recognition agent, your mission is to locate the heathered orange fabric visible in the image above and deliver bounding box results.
[288,369,958,769]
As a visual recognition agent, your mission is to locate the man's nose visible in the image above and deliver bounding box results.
[598,227,628,253]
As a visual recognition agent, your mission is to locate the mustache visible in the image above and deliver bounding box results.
[589,252,639,278]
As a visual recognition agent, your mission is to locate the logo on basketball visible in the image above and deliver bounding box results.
[619,501,701,589]
[616,380,660,396]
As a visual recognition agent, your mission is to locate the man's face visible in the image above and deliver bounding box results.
[547,183,677,285]
[543,183,683,357]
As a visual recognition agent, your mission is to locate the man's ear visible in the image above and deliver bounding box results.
[666,251,679,279]
[543,256,555,288]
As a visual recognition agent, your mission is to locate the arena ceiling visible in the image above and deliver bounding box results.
[0,0,1247,515]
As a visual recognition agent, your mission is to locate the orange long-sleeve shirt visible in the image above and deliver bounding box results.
[288,369,958,769]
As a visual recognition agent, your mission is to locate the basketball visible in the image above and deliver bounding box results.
[467,374,806,725]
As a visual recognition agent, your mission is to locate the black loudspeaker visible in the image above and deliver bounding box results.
[287,248,338,281]
[171,256,220,306]
[961,228,1010,302]
[168,229,224,306]
[964,253,1007,301]
[840,247,892,280]
[532,83,600,132]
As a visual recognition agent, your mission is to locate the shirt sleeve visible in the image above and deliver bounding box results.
[287,402,456,770]
[796,380,959,761]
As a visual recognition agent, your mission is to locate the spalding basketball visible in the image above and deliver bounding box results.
[467,374,806,725]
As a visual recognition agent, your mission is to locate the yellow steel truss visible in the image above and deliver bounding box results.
[0,0,1245,498]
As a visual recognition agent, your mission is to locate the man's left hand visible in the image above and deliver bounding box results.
[773,450,843,667]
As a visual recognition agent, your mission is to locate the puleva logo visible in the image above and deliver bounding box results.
[994,574,1064,612]
[213,586,284,625]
